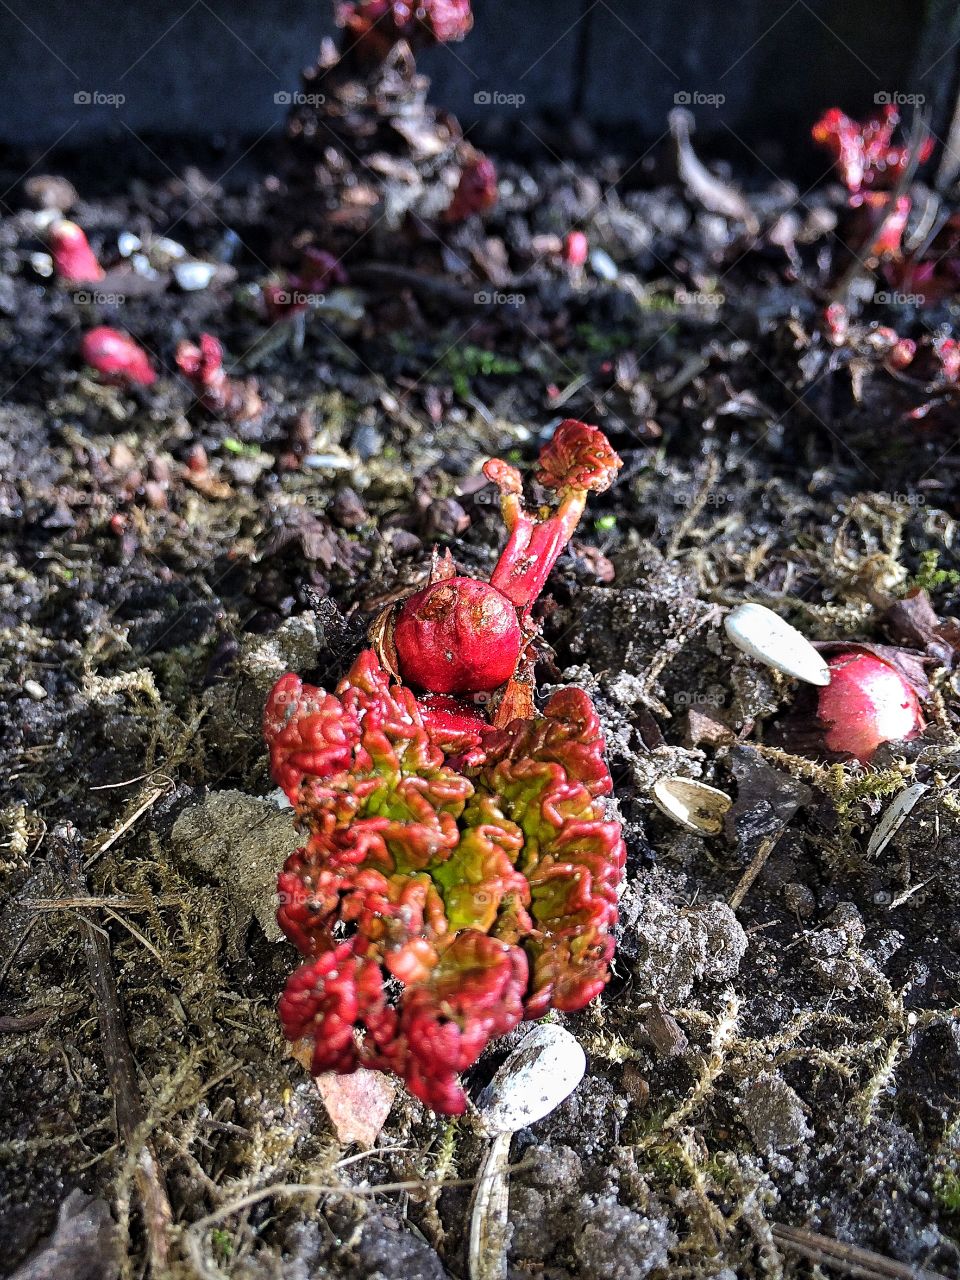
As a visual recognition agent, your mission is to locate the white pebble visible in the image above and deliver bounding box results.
[724,603,830,686]
[589,247,619,281]
[174,260,217,291]
[478,1023,585,1135]
[117,231,141,257]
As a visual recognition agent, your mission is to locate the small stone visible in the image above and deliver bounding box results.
[24,679,47,701]
[589,248,619,281]
[173,260,217,291]
[24,174,78,211]
[117,232,142,258]
[724,603,830,686]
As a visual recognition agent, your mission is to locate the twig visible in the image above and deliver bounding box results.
[728,831,783,910]
[771,1223,948,1279]
[84,784,167,869]
[0,1000,82,1034]
[23,895,180,912]
[52,823,173,1274]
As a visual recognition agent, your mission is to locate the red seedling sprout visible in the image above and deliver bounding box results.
[811,106,932,199]
[49,219,104,283]
[175,333,261,421]
[445,153,499,223]
[80,327,156,388]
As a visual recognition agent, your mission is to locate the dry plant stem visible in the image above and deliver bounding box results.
[728,831,784,910]
[771,1223,949,1280]
[52,823,173,1274]
[467,1131,512,1280]
[84,784,167,869]
[666,455,720,557]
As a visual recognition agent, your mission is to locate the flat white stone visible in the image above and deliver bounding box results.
[478,1023,585,1135]
[724,603,830,686]
[173,261,217,291]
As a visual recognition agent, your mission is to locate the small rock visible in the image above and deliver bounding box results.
[173,260,217,291]
[315,1068,396,1148]
[23,174,78,212]
[737,1071,811,1153]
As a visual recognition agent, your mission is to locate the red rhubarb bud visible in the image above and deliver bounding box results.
[49,219,104,283]
[445,154,498,223]
[80,327,156,388]
[564,231,589,268]
[394,576,522,694]
[817,649,925,764]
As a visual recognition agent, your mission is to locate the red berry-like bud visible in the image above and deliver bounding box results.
[394,577,522,694]
[817,649,925,764]
[564,231,589,267]
[49,219,104,282]
[80,327,156,388]
[445,155,498,223]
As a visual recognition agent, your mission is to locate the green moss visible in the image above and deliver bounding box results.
[909,550,960,592]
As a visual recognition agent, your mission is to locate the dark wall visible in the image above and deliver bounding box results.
[0,0,950,155]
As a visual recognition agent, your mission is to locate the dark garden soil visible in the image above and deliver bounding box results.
[2,80,960,1280]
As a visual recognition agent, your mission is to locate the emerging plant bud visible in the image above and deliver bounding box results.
[445,154,498,223]
[389,421,621,700]
[49,219,104,282]
[80,327,156,388]
[176,332,261,421]
[817,649,925,764]
[338,0,473,64]
[394,576,523,694]
[564,231,589,268]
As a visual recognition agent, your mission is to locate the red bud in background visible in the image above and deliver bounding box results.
[817,649,925,764]
[80,327,156,388]
[445,154,498,223]
[564,231,589,268]
[49,219,105,283]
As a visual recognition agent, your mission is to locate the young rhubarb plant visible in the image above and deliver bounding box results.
[265,421,625,1113]
[338,0,473,65]
[175,333,261,422]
